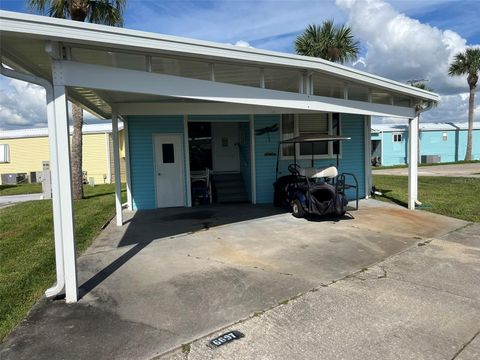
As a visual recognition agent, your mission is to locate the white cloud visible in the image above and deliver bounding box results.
[234,40,253,48]
[0,77,47,130]
[336,0,479,123]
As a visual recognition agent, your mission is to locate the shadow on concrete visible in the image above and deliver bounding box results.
[80,204,286,297]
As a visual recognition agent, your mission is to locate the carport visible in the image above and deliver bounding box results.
[0,10,438,303]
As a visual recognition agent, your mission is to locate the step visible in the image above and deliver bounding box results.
[217,193,250,203]
[213,173,243,182]
[217,187,248,196]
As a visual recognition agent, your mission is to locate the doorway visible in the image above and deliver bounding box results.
[153,134,185,208]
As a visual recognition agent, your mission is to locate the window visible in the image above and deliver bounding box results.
[281,113,340,158]
[162,144,175,163]
[442,132,448,141]
[393,133,403,142]
[0,144,10,163]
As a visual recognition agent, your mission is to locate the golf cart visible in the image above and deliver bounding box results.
[273,133,359,218]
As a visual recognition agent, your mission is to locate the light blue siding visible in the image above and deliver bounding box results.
[254,115,281,203]
[255,114,366,204]
[239,122,252,199]
[128,115,184,210]
[378,128,480,166]
[381,131,408,166]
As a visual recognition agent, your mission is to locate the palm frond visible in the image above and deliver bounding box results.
[294,20,359,63]
[88,0,126,26]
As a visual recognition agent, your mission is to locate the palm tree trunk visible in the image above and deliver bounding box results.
[71,104,84,199]
[465,85,475,161]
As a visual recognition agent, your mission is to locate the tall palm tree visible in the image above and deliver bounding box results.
[294,20,359,63]
[27,0,126,199]
[448,48,480,161]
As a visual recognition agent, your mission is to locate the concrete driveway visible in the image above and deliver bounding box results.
[0,193,43,208]
[373,162,480,177]
[0,200,469,360]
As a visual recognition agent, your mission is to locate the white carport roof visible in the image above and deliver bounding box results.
[0,10,430,303]
[0,10,438,120]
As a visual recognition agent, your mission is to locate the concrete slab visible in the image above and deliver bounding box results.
[0,200,470,360]
[161,225,480,360]
[373,163,480,177]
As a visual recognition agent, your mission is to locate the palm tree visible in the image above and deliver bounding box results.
[294,20,359,63]
[448,48,480,161]
[27,0,126,199]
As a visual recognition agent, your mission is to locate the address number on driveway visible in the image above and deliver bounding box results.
[208,331,245,348]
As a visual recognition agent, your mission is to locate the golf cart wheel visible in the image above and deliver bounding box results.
[291,199,305,218]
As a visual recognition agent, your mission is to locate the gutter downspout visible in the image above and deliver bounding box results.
[1,63,65,298]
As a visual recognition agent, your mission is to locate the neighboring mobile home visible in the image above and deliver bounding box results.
[0,10,438,302]
[371,122,480,166]
[0,123,126,184]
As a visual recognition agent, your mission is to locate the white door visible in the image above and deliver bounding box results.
[154,134,185,208]
[212,123,240,173]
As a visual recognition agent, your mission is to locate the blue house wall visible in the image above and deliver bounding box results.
[128,113,367,209]
[377,128,480,166]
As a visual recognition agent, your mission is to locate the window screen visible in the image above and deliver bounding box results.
[162,143,175,163]
[298,114,328,155]
[281,114,295,156]
[0,144,10,163]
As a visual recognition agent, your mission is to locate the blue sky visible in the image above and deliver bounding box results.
[1,0,479,128]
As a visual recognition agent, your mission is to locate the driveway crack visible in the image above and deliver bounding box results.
[451,328,480,360]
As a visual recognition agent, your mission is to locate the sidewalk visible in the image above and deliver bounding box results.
[163,224,480,360]
[373,163,480,177]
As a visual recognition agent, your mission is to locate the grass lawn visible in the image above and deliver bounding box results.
[372,175,480,223]
[372,160,480,171]
[0,183,42,196]
[0,184,126,340]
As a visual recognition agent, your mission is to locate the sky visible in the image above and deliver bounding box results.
[1,0,479,130]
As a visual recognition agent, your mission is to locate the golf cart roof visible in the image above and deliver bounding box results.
[280,133,351,144]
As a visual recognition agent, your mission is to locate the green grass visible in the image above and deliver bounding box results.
[0,184,126,340]
[372,175,480,223]
[0,183,42,196]
[372,160,480,171]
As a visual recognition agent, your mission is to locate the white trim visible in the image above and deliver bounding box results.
[105,132,112,183]
[56,60,416,118]
[249,114,257,204]
[0,10,438,102]
[53,84,78,303]
[184,115,192,207]
[123,117,133,210]
[112,110,123,226]
[280,113,342,160]
[364,116,372,199]
[408,116,419,210]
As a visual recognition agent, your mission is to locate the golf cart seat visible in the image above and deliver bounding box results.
[309,166,338,179]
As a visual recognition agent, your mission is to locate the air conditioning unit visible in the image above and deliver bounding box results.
[421,155,441,164]
[1,173,27,185]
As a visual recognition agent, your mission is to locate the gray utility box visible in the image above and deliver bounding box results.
[421,155,441,164]
[1,173,27,185]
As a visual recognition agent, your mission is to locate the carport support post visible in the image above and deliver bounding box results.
[408,115,419,210]
[112,109,123,226]
[53,84,78,302]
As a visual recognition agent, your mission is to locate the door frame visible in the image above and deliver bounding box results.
[211,122,241,173]
[152,133,186,208]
